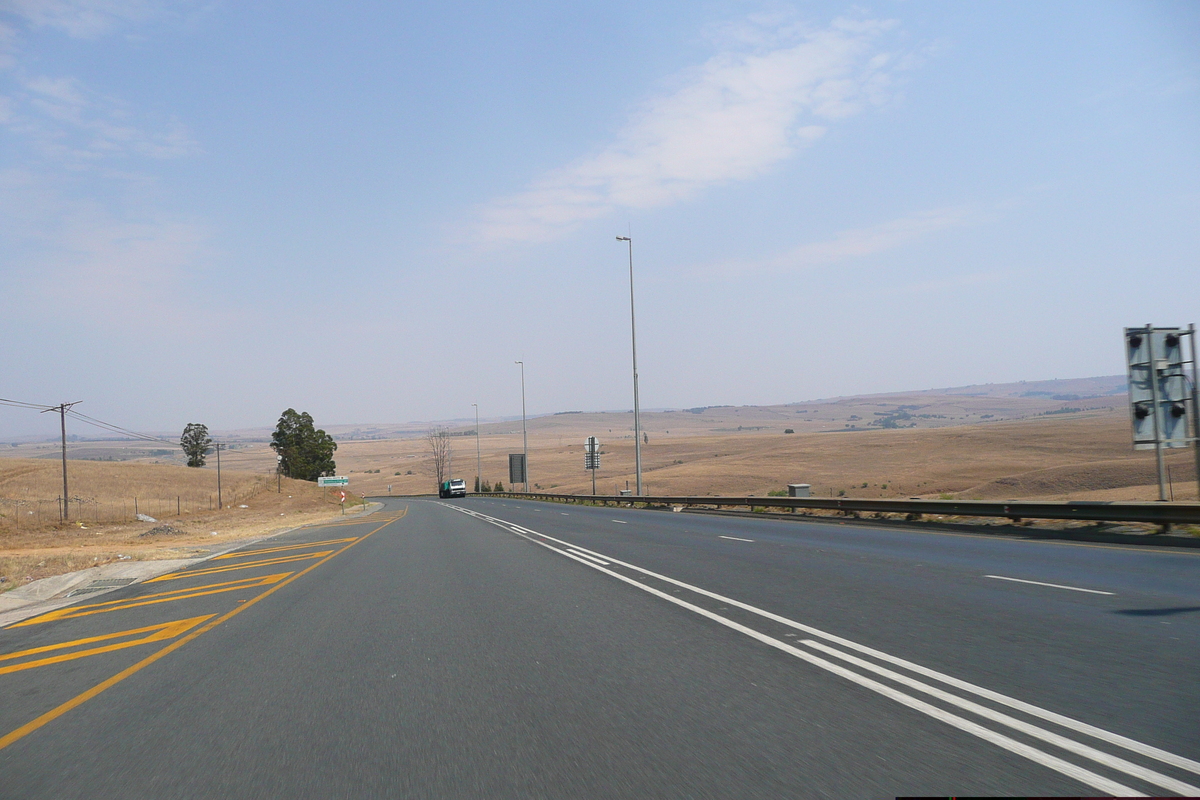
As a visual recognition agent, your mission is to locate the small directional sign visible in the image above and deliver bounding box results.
[318,476,349,487]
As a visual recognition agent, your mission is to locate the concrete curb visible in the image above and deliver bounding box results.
[0,502,385,629]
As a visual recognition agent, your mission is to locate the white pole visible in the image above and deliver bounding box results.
[617,236,643,495]
[516,361,528,492]
[473,402,481,493]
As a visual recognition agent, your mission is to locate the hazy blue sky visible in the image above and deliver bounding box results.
[1,1,1197,438]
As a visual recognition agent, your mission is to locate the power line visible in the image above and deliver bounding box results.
[8,398,280,467]
[65,410,175,444]
[0,397,53,411]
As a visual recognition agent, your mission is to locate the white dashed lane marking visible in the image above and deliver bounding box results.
[984,575,1114,596]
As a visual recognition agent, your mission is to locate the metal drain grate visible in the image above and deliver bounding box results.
[65,578,136,598]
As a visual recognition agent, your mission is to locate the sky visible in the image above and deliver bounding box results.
[1,0,1198,438]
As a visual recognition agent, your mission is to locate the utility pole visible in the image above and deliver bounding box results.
[216,442,223,510]
[41,401,80,521]
[473,402,481,493]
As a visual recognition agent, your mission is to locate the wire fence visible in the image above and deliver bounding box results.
[0,490,258,533]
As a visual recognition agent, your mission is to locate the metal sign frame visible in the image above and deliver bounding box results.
[1124,324,1199,501]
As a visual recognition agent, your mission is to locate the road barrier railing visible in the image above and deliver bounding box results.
[484,492,1200,527]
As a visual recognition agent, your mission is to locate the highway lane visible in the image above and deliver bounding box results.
[0,496,1195,797]
[462,498,1200,762]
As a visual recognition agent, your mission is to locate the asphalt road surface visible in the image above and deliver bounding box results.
[1,497,1197,798]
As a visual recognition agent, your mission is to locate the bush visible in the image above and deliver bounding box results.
[784,429,794,434]
[494,481,504,492]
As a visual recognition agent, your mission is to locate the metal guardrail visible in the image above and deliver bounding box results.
[485,492,1200,526]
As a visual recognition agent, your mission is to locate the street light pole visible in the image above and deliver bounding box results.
[516,361,528,492]
[473,402,481,493]
[616,236,643,495]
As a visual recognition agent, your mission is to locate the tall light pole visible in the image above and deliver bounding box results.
[616,236,643,495]
[472,402,481,494]
[515,361,529,492]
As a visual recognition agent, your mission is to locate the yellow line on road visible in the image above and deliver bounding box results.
[213,537,358,559]
[10,574,293,627]
[0,506,406,752]
[145,551,333,582]
[0,616,214,676]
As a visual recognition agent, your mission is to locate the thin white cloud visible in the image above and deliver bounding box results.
[2,0,162,38]
[1,1,200,164]
[478,15,902,245]
[0,169,213,322]
[699,206,981,278]
[0,20,16,68]
[7,73,198,161]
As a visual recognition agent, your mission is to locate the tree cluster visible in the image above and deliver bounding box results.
[271,409,337,481]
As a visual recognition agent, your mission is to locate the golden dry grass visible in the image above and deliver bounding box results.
[0,461,369,592]
[321,407,1196,502]
[4,387,1196,594]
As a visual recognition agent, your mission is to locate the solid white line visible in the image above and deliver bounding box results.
[477,523,1139,795]
[567,549,610,566]
[443,504,1200,778]
[718,535,755,542]
[611,520,627,524]
[800,639,1198,796]
[984,575,1114,595]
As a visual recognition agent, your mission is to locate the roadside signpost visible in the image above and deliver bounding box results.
[509,454,526,487]
[1123,324,1199,501]
[585,437,600,495]
[318,476,350,511]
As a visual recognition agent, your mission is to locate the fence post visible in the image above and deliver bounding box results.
[135,497,138,517]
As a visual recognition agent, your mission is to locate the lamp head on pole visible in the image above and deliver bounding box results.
[616,236,630,241]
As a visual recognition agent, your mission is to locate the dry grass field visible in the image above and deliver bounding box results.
[0,460,367,592]
[319,406,1195,502]
[3,375,1197,593]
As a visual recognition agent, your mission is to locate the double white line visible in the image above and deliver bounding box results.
[443,503,1200,796]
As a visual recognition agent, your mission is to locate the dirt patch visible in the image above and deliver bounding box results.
[139,525,189,537]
